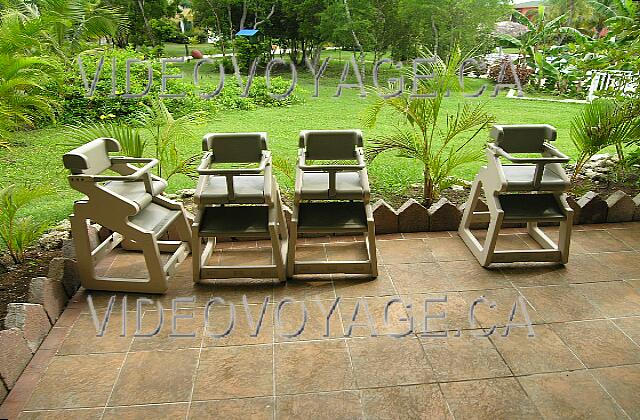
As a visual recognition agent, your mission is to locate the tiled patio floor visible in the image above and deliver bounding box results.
[3,223,640,419]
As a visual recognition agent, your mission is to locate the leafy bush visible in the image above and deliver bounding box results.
[55,48,304,124]
[150,18,188,44]
[234,37,270,71]
[0,185,50,263]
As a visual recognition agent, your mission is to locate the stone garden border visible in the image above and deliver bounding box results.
[0,189,639,409]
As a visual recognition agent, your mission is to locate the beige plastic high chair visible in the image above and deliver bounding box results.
[63,138,191,294]
[192,132,288,282]
[459,124,574,267]
[287,130,377,278]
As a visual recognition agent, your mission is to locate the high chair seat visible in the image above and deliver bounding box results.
[197,175,265,205]
[104,179,167,205]
[301,172,363,200]
[502,165,567,191]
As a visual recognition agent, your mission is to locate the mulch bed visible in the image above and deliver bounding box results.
[0,249,62,329]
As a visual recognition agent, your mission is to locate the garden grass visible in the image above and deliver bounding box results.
[0,59,604,229]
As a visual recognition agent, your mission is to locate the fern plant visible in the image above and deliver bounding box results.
[362,47,494,204]
[0,184,50,263]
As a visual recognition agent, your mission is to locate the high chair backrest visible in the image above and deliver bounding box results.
[63,138,121,175]
[490,124,557,154]
[203,132,268,163]
[299,130,363,160]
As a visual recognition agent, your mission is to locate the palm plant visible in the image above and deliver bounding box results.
[135,99,203,180]
[68,121,146,157]
[570,98,640,181]
[0,184,50,263]
[363,48,494,204]
[0,54,60,146]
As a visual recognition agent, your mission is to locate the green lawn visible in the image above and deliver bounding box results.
[163,42,222,57]
[0,58,592,229]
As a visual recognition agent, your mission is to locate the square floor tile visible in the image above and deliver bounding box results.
[57,313,135,355]
[461,288,543,329]
[103,403,188,419]
[189,397,274,419]
[274,300,344,342]
[130,309,204,351]
[518,371,627,419]
[424,237,474,261]
[273,277,335,302]
[490,325,583,375]
[556,254,620,284]
[572,230,632,253]
[613,317,640,344]
[109,349,199,405]
[420,334,511,382]
[405,292,473,333]
[339,297,411,338]
[441,261,509,291]
[500,263,568,287]
[199,282,274,306]
[361,384,451,420]
[519,285,605,322]
[275,340,354,394]
[25,354,124,410]
[348,337,434,388]
[594,252,640,280]
[573,281,640,317]
[193,345,273,400]
[325,242,370,261]
[332,270,397,298]
[591,365,640,419]
[377,240,435,264]
[551,320,640,368]
[441,377,541,419]
[203,302,274,347]
[276,391,362,420]
[386,263,453,294]
[18,408,103,419]
[608,229,640,250]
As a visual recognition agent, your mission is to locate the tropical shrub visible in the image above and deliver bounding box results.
[363,48,495,204]
[57,47,303,123]
[570,98,640,181]
[0,185,50,263]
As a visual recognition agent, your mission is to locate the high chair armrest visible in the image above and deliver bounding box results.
[197,151,270,175]
[489,144,570,164]
[92,158,158,181]
[298,148,366,172]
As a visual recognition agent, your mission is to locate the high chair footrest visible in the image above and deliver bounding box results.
[298,202,367,233]
[199,206,270,237]
[498,194,565,222]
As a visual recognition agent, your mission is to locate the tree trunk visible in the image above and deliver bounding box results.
[136,0,156,45]
[423,170,434,206]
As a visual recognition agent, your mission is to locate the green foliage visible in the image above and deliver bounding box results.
[0,184,50,263]
[363,47,495,203]
[570,98,640,181]
[68,121,146,157]
[233,37,270,72]
[0,54,61,145]
[150,17,188,44]
[134,98,202,180]
[56,47,303,123]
